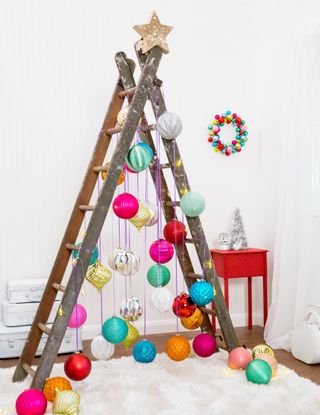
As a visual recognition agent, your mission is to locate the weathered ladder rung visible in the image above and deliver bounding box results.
[199,306,216,316]
[160,163,171,169]
[118,86,136,98]
[79,204,95,212]
[93,165,108,173]
[22,363,35,378]
[66,243,79,251]
[38,323,51,336]
[184,238,199,244]
[52,282,66,292]
[142,124,156,132]
[188,273,205,280]
[106,126,122,136]
[166,201,180,207]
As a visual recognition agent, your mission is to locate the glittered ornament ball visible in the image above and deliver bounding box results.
[149,238,174,264]
[102,316,128,344]
[189,281,214,306]
[252,344,275,359]
[67,303,87,329]
[180,191,205,217]
[133,339,157,363]
[16,389,47,415]
[147,264,170,287]
[163,219,187,244]
[192,333,217,358]
[228,347,253,370]
[166,334,190,361]
[180,307,203,330]
[245,359,272,384]
[112,193,139,219]
[43,377,72,402]
[64,353,92,381]
[172,293,196,318]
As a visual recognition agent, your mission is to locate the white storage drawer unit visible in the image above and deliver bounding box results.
[7,279,63,304]
[2,301,60,327]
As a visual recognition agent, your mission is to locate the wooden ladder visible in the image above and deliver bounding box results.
[13,46,238,390]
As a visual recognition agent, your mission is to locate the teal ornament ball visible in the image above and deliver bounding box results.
[245,359,272,385]
[102,317,128,344]
[133,339,157,363]
[147,264,170,287]
[126,142,153,173]
[180,191,205,217]
[72,243,99,266]
[189,281,214,306]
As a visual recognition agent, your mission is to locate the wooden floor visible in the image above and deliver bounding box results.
[1,326,319,385]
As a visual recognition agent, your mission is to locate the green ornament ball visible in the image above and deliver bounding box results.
[245,359,272,385]
[72,243,99,266]
[180,191,205,217]
[147,264,170,287]
[126,143,153,173]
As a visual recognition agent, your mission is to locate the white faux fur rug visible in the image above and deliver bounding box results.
[2,351,320,415]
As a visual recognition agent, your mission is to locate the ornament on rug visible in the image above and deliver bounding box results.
[166,334,190,361]
[149,238,174,264]
[216,232,231,250]
[102,316,128,344]
[228,347,253,370]
[245,359,272,384]
[207,111,248,156]
[120,296,143,321]
[117,105,129,126]
[126,142,153,173]
[156,111,182,140]
[43,377,72,402]
[172,293,196,318]
[16,389,47,415]
[112,192,139,219]
[192,333,217,358]
[144,201,159,226]
[90,334,115,361]
[189,281,214,306]
[252,344,275,359]
[255,352,278,377]
[133,339,157,363]
[53,390,81,415]
[64,353,92,381]
[149,287,174,313]
[72,243,99,266]
[147,264,170,287]
[180,191,205,217]
[107,248,140,276]
[180,307,204,330]
[121,322,140,349]
[129,201,152,231]
[85,260,112,293]
[100,162,125,185]
[67,304,87,329]
[163,219,187,244]
[230,207,248,250]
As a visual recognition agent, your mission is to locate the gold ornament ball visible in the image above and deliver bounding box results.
[166,334,190,361]
[121,322,140,350]
[180,308,203,330]
[255,352,278,377]
[252,344,275,359]
[43,377,72,402]
[53,389,80,415]
[235,143,241,150]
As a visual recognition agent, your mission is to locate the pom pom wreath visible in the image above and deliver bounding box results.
[90,334,115,361]
[101,162,125,185]
[166,334,190,361]
[64,353,92,381]
[189,281,214,306]
[180,307,203,330]
[16,389,47,415]
[102,316,128,344]
[150,287,174,313]
[147,264,170,287]
[172,293,196,318]
[126,142,153,172]
[156,111,183,140]
[121,322,140,350]
[67,303,87,329]
[228,347,253,370]
[43,377,72,402]
[255,352,278,377]
[53,389,81,415]
[120,296,143,322]
[163,219,187,244]
[192,333,217,358]
[149,238,174,264]
[72,244,99,266]
[112,193,139,219]
[133,339,157,363]
[107,248,140,277]
[245,359,272,384]
[180,191,205,217]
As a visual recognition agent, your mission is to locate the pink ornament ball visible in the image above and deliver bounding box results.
[241,125,247,132]
[214,114,220,120]
[193,333,217,358]
[68,303,87,329]
[16,389,47,415]
[212,125,220,133]
[149,238,174,264]
[232,140,237,145]
[228,347,253,370]
[113,192,139,219]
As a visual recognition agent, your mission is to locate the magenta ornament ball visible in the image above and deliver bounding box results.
[68,303,87,329]
[228,347,253,370]
[149,238,174,264]
[192,333,217,358]
[113,192,139,219]
[16,389,47,415]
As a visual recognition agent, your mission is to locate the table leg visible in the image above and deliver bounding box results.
[224,279,229,309]
[248,277,252,330]
[263,275,268,326]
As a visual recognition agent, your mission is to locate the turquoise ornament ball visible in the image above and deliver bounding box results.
[126,142,153,172]
[189,281,214,306]
[102,317,128,344]
[147,264,170,287]
[180,191,205,217]
[72,243,99,266]
[133,339,157,363]
[245,359,272,385]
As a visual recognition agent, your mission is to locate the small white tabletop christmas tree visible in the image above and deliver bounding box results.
[230,208,248,250]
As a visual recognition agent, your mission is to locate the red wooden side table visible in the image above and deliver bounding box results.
[210,248,268,331]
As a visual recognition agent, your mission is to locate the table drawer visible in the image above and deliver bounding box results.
[212,252,267,277]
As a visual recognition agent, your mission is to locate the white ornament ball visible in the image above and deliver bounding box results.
[156,111,182,140]
[120,296,143,321]
[144,201,159,227]
[91,334,115,360]
[149,287,174,313]
[107,247,140,276]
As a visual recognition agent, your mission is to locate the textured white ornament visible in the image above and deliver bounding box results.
[144,201,159,227]
[107,248,140,276]
[117,106,129,126]
[90,334,115,360]
[149,287,174,313]
[156,111,182,140]
[120,296,143,321]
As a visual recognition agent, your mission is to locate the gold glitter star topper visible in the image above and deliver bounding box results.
[133,12,173,54]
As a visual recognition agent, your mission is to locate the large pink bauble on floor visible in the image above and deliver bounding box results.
[68,303,87,329]
[228,347,253,370]
[192,333,217,358]
[16,389,47,415]
[149,238,174,264]
[113,193,139,219]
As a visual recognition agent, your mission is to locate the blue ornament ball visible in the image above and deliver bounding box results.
[189,281,214,306]
[102,317,128,344]
[180,191,205,217]
[133,339,157,363]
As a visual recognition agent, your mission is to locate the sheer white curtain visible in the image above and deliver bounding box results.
[264,24,320,350]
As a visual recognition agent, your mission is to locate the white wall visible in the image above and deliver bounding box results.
[1,0,319,339]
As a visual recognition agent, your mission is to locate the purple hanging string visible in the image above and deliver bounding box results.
[73,261,79,351]
[111,210,116,315]
[97,177,104,327]
[182,214,186,292]
[143,169,149,337]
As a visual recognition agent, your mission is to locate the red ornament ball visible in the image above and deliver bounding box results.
[172,293,196,318]
[163,219,187,244]
[208,137,213,142]
[64,353,92,381]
